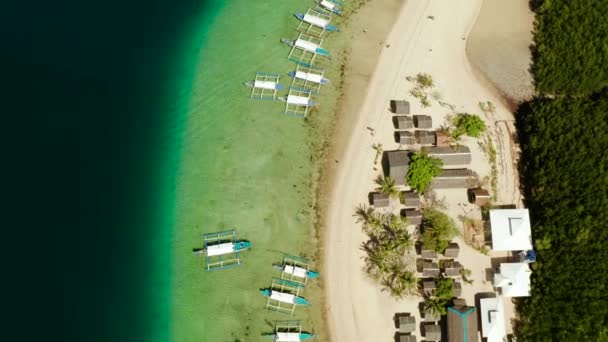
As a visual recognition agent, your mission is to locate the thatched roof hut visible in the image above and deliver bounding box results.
[398,335,417,342]
[424,324,442,341]
[395,115,414,129]
[423,279,436,295]
[422,261,440,277]
[399,315,416,333]
[453,281,462,297]
[390,100,410,114]
[401,191,420,208]
[435,130,450,146]
[443,261,463,277]
[423,309,440,322]
[397,131,416,144]
[415,130,437,145]
[413,115,432,129]
[430,169,475,189]
[385,150,410,186]
[421,249,438,259]
[372,192,390,208]
[421,145,472,165]
[403,208,422,225]
[447,305,479,342]
[468,188,491,206]
[444,242,460,258]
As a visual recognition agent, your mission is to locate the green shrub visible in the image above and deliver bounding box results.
[420,209,458,253]
[452,113,486,138]
[406,152,443,193]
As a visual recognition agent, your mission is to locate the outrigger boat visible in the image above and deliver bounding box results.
[275,264,320,279]
[266,332,315,341]
[288,70,329,85]
[316,0,342,15]
[281,37,329,57]
[195,230,251,270]
[278,94,317,107]
[295,12,338,32]
[243,80,285,91]
[260,289,311,306]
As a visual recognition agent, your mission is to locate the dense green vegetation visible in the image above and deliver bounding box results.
[532,0,608,95]
[420,209,458,253]
[451,113,486,138]
[517,96,608,341]
[517,0,608,339]
[375,175,399,199]
[406,152,443,193]
[423,278,454,316]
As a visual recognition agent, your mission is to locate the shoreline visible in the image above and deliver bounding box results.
[319,0,532,340]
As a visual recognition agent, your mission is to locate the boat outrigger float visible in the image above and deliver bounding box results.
[195,230,251,271]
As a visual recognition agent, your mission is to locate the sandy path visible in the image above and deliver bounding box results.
[323,0,523,341]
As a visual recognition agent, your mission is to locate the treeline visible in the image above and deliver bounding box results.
[516,96,608,341]
[531,0,608,95]
[517,0,608,340]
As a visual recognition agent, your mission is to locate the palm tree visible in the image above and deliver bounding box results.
[397,270,418,296]
[423,296,448,316]
[354,204,374,226]
[375,175,400,199]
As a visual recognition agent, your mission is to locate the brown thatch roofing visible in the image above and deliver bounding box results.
[413,115,433,129]
[421,145,471,165]
[401,191,421,208]
[396,115,414,129]
[430,169,475,189]
[447,305,479,342]
[468,188,491,206]
[423,310,440,322]
[398,131,416,144]
[403,208,422,225]
[421,249,438,259]
[415,130,437,145]
[424,324,442,341]
[399,315,416,333]
[372,192,390,207]
[435,130,450,146]
[390,100,411,114]
[422,261,440,277]
[423,279,436,295]
[453,281,462,297]
[444,242,460,258]
[398,335,417,342]
[386,150,410,186]
[443,261,463,277]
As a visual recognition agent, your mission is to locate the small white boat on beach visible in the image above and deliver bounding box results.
[316,0,342,15]
[281,37,330,57]
[289,70,329,85]
[278,94,317,107]
[295,12,339,31]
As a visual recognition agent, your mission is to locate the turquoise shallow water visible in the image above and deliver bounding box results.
[170,0,345,341]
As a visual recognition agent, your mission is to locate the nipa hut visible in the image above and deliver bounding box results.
[372,192,389,208]
[420,249,438,259]
[468,188,491,206]
[453,281,462,297]
[395,115,414,129]
[385,150,410,186]
[430,169,475,189]
[413,115,432,129]
[423,279,436,296]
[398,335,417,342]
[421,145,471,165]
[398,315,416,333]
[447,305,479,342]
[415,130,437,145]
[444,242,460,258]
[423,309,440,322]
[390,100,410,114]
[397,131,415,144]
[422,261,440,278]
[424,324,442,341]
[401,191,420,208]
[443,261,463,277]
[403,208,422,225]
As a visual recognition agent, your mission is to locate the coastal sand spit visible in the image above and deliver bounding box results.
[321,0,526,341]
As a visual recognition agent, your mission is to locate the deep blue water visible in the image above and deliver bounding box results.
[4,0,215,340]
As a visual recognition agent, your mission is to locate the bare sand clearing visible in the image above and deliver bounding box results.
[466,0,535,106]
[323,0,526,341]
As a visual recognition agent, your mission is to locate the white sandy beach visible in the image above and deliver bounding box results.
[323,0,527,341]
